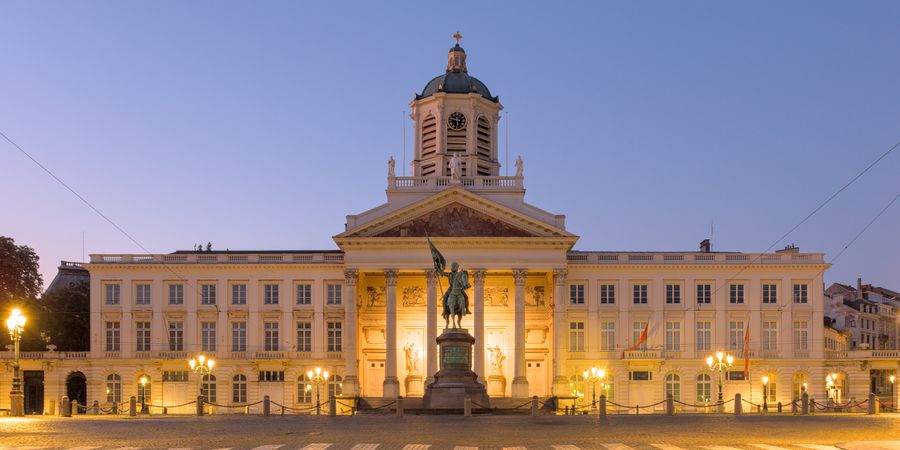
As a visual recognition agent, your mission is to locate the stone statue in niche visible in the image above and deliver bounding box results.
[526,286,545,307]
[484,287,509,307]
[402,286,425,307]
[404,342,421,373]
[488,345,505,375]
[366,286,385,307]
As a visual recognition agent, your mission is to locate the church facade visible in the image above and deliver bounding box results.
[3,39,897,415]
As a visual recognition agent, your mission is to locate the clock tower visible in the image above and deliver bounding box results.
[410,33,504,178]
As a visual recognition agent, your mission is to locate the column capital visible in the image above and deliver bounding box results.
[472,269,487,284]
[553,268,568,286]
[344,269,359,286]
[512,269,528,286]
[385,269,399,286]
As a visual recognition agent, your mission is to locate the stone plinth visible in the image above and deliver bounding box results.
[488,374,506,397]
[405,374,424,397]
[423,328,490,409]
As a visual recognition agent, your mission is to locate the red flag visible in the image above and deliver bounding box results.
[744,325,750,377]
[622,321,650,358]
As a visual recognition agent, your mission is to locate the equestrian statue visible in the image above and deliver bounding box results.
[427,236,471,329]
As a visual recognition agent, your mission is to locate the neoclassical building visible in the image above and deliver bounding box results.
[3,39,898,414]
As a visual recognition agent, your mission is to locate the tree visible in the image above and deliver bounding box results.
[0,236,43,306]
[38,281,90,351]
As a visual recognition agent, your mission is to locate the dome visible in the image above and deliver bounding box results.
[416,42,498,103]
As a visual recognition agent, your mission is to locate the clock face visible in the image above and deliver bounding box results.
[448,112,467,130]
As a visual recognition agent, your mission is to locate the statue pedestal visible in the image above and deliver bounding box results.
[405,374,424,397]
[488,374,506,397]
[423,328,490,409]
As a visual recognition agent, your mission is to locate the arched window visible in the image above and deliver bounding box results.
[298,374,313,403]
[201,374,217,404]
[106,374,121,404]
[327,374,343,399]
[763,374,776,404]
[696,373,712,403]
[792,372,808,401]
[476,116,492,161]
[602,374,616,402]
[569,374,585,398]
[421,115,437,158]
[232,374,247,404]
[136,375,151,404]
[665,373,681,401]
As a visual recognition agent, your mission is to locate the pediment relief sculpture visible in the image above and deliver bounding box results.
[365,286,386,308]
[485,287,509,307]
[526,286,546,307]
[402,286,425,307]
[375,203,534,237]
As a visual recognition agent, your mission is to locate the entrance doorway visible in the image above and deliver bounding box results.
[66,372,88,408]
[23,371,44,414]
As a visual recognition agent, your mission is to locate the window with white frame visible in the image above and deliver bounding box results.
[696,373,712,403]
[327,321,342,352]
[569,284,585,305]
[600,284,615,304]
[231,283,247,305]
[264,284,280,305]
[665,321,681,351]
[296,283,312,305]
[666,284,681,304]
[793,320,809,351]
[600,321,616,351]
[328,374,343,399]
[762,320,778,351]
[728,320,745,350]
[136,321,151,352]
[105,321,120,352]
[793,283,808,304]
[326,283,342,305]
[201,374,217,403]
[632,320,648,350]
[633,284,648,304]
[168,321,183,351]
[106,374,122,404]
[696,320,711,351]
[135,283,151,305]
[168,284,184,305]
[105,283,121,305]
[231,321,246,352]
[665,373,681,401]
[298,374,313,403]
[729,284,744,304]
[696,283,711,304]
[201,283,216,305]
[201,321,216,352]
[264,322,279,351]
[762,283,777,304]
[232,374,247,403]
[569,321,585,352]
[296,321,312,352]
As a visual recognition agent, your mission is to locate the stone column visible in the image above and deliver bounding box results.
[425,269,438,385]
[343,269,360,396]
[383,269,401,398]
[472,270,487,384]
[552,269,569,396]
[511,269,530,398]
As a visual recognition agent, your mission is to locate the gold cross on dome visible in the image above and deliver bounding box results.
[453,31,463,45]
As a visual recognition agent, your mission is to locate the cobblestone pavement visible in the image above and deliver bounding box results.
[0,414,899,450]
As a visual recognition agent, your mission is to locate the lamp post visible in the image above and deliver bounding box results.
[582,367,605,410]
[307,367,329,415]
[6,308,26,416]
[761,376,769,412]
[139,376,149,414]
[706,351,734,406]
[890,374,895,409]
[189,354,215,404]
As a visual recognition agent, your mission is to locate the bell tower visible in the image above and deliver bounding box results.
[410,33,504,178]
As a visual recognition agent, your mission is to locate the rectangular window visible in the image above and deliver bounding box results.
[201,283,217,305]
[569,321,585,352]
[665,321,681,351]
[136,321,151,352]
[762,283,777,304]
[296,284,312,305]
[569,284,585,305]
[258,371,285,382]
[629,371,652,381]
[231,284,247,305]
[633,284,648,304]
[231,321,247,352]
[729,284,744,304]
[296,321,312,352]
[666,284,681,304]
[600,321,616,351]
[201,321,217,352]
[696,321,712,351]
[632,321,648,350]
[105,283,121,305]
[162,371,189,382]
[793,320,809,351]
[726,371,747,381]
[232,377,247,404]
[135,284,151,305]
[264,284,280,305]
[697,284,712,304]
[327,321,343,352]
[762,320,778,351]
[729,320,745,350]
[264,322,279,351]
[105,321,121,351]
[168,284,184,305]
[599,284,615,304]
[168,321,184,351]
[793,284,808,304]
[326,283,342,305]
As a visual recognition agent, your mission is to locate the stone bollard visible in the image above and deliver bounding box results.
[263,395,270,417]
[111,401,118,415]
[396,396,404,418]
[777,402,783,413]
[801,392,809,415]
[868,393,878,415]
[636,404,640,415]
[162,406,168,415]
[129,396,137,417]
[599,395,607,418]
[464,396,472,417]
[531,396,539,417]
[666,394,674,416]
[196,396,204,416]
[72,400,80,415]
[734,393,742,415]
[809,398,815,415]
[329,395,337,417]
[92,400,99,415]
[49,399,56,416]
[61,396,71,417]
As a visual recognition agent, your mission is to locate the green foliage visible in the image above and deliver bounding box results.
[36,281,90,351]
[0,236,43,306]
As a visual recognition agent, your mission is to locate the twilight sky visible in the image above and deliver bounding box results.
[1,1,899,289]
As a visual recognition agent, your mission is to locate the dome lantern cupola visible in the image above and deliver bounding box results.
[447,32,467,73]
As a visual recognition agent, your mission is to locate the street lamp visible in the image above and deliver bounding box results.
[582,367,605,410]
[307,367,329,415]
[6,308,26,416]
[890,374,895,407]
[139,376,149,414]
[761,376,769,412]
[189,354,215,404]
[706,351,734,406]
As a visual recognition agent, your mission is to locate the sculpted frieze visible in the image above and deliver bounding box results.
[375,203,534,237]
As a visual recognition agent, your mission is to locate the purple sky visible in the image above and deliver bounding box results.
[2,1,899,289]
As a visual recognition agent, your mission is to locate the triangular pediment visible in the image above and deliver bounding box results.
[335,188,574,239]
